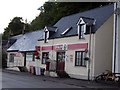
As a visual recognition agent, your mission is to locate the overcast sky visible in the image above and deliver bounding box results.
[0,0,48,34]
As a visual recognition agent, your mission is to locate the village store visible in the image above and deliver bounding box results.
[7,30,44,70]
[7,4,114,80]
[36,4,114,80]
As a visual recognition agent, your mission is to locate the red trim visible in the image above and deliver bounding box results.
[42,46,53,51]
[68,43,88,50]
[41,43,88,51]
[53,45,63,50]
[14,53,24,57]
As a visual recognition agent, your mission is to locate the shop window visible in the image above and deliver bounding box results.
[10,54,14,62]
[75,51,87,66]
[26,52,34,61]
[42,52,49,64]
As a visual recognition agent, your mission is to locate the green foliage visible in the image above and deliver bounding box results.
[2,17,26,40]
[2,2,111,38]
[30,2,110,32]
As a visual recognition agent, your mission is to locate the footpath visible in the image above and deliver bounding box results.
[2,69,120,88]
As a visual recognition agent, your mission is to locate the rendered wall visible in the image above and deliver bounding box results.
[7,52,24,67]
[94,15,114,76]
[38,35,94,80]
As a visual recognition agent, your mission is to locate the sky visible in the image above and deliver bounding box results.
[0,0,48,34]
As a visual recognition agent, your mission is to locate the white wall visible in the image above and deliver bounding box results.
[7,52,24,67]
[94,15,114,76]
[115,2,120,73]
[38,35,92,79]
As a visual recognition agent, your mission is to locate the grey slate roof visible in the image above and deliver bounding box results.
[45,26,57,32]
[7,30,44,52]
[9,34,23,40]
[48,4,114,39]
[81,17,95,25]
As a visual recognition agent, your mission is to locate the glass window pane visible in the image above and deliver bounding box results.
[10,54,14,62]
[79,52,81,65]
[42,52,49,64]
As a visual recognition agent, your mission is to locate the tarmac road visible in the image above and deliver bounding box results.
[2,71,81,88]
[2,69,120,89]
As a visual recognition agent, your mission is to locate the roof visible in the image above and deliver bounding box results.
[47,4,114,39]
[80,17,95,25]
[9,34,23,40]
[7,30,44,52]
[45,26,57,32]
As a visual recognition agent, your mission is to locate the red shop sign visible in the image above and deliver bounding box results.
[14,53,24,57]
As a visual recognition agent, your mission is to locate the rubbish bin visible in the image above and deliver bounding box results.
[29,66,32,73]
[31,66,36,75]
[35,67,41,75]
[35,66,39,75]
[38,67,41,75]
[41,68,45,75]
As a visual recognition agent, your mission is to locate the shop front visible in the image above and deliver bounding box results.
[38,37,89,79]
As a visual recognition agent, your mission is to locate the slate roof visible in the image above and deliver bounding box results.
[45,26,57,32]
[81,17,95,25]
[47,4,114,39]
[7,30,44,52]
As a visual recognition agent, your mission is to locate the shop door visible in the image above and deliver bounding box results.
[56,52,65,71]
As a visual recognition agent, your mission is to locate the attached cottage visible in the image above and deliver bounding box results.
[7,4,115,80]
[7,30,44,70]
[36,4,114,80]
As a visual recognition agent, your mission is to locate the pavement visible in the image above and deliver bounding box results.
[2,69,120,88]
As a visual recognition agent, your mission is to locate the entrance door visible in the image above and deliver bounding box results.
[56,52,65,71]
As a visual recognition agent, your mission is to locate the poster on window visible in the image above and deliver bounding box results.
[26,53,33,61]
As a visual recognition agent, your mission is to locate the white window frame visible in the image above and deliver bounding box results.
[80,24,86,39]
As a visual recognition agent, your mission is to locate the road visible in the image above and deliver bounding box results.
[2,71,81,88]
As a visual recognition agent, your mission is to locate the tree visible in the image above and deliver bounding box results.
[30,2,111,32]
[2,17,25,39]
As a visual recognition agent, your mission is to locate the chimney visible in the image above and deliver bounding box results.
[22,24,26,35]
[22,19,28,35]
[9,30,14,37]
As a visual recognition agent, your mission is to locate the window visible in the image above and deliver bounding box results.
[42,52,49,64]
[26,53,35,61]
[61,27,72,35]
[44,31,47,43]
[10,54,14,62]
[75,51,87,66]
[78,24,86,39]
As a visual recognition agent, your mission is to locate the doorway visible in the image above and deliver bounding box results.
[56,51,65,71]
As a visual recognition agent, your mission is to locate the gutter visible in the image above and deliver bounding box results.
[88,26,92,80]
[113,2,117,73]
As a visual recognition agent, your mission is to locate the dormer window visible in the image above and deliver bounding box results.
[44,26,57,43]
[44,31,48,43]
[44,26,49,43]
[80,24,86,39]
[77,17,96,39]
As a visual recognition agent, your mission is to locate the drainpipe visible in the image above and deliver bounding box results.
[88,26,91,80]
[113,2,117,73]
[24,52,26,67]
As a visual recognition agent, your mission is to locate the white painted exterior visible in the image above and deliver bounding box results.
[113,2,120,73]
[7,13,114,80]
